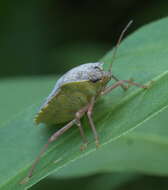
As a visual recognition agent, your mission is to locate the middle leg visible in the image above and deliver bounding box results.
[75,105,89,150]
[87,97,99,147]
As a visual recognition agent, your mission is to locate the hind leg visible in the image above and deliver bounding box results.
[21,119,77,183]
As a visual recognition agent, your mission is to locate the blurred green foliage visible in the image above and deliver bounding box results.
[32,174,168,190]
[0,0,168,77]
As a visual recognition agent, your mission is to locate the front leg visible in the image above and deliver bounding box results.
[111,74,128,91]
[101,80,147,96]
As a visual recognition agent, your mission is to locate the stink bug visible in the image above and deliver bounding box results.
[25,20,147,180]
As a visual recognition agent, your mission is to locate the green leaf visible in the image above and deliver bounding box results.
[1,17,168,189]
[57,106,168,177]
[0,77,57,125]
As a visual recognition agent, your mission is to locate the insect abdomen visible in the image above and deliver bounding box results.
[35,80,100,125]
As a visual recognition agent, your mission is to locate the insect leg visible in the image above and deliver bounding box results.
[76,120,88,150]
[101,80,147,96]
[25,119,76,180]
[75,106,89,150]
[87,97,99,147]
[111,74,128,91]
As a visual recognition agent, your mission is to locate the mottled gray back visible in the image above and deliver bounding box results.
[42,62,105,107]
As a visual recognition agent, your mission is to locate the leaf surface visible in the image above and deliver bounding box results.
[0,17,168,189]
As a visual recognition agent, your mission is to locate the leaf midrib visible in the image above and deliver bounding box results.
[126,133,168,146]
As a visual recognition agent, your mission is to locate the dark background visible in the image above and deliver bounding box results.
[0,0,167,78]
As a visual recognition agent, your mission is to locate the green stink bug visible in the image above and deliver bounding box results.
[25,20,147,180]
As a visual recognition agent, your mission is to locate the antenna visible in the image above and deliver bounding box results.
[109,20,133,72]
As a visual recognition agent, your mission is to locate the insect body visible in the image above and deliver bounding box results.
[35,62,111,125]
[24,20,147,181]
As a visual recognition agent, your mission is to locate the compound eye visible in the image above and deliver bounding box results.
[91,78,100,83]
[94,66,101,70]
